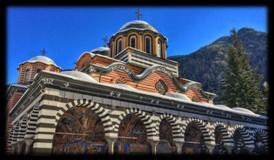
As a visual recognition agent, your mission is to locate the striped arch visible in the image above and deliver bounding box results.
[55,99,112,134]
[232,126,255,149]
[12,122,20,144]
[212,122,233,146]
[113,108,154,138]
[7,127,14,150]
[181,117,215,145]
[17,115,28,142]
[9,125,16,145]
[155,114,182,141]
[253,128,268,151]
[24,106,39,139]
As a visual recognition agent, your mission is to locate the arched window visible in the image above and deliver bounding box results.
[182,122,206,154]
[115,114,151,153]
[129,35,137,48]
[157,39,162,58]
[24,69,30,82]
[157,119,177,153]
[52,107,107,154]
[145,36,152,54]
[116,38,123,54]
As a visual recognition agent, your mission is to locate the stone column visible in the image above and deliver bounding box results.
[106,138,117,154]
[10,143,16,154]
[205,143,216,154]
[224,144,234,154]
[16,141,23,154]
[246,145,255,154]
[174,141,184,154]
[24,139,34,154]
[148,140,159,155]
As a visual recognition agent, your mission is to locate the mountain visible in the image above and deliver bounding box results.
[168,28,267,103]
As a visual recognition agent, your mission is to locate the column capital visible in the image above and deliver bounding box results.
[205,143,216,154]
[105,137,117,143]
[174,141,184,154]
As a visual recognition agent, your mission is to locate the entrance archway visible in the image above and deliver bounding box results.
[157,119,176,153]
[232,128,249,154]
[115,114,151,154]
[213,125,228,154]
[182,122,207,154]
[253,132,266,154]
[52,106,107,154]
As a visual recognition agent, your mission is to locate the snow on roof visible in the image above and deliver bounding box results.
[215,105,233,111]
[110,83,137,91]
[76,51,96,62]
[21,56,61,68]
[40,70,264,118]
[166,92,191,102]
[214,105,261,116]
[91,47,110,53]
[119,20,158,32]
[110,20,168,41]
[60,71,97,83]
[232,107,256,115]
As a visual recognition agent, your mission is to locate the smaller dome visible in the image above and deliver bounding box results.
[27,56,56,65]
[61,71,97,83]
[22,55,60,68]
[91,47,110,56]
[232,107,255,115]
[119,20,158,33]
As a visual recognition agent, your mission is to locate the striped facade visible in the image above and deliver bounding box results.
[9,88,268,154]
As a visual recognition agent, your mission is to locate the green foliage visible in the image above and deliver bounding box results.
[222,29,265,113]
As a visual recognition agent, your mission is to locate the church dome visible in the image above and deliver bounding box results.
[119,20,158,33]
[24,56,59,67]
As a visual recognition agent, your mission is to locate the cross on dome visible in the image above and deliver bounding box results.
[102,35,108,47]
[135,8,142,20]
[40,48,46,56]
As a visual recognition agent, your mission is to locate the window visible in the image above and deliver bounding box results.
[116,38,123,54]
[129,36,137,48]
[157,39,162,58]
[24,69,30,82]
[145,36,152,54]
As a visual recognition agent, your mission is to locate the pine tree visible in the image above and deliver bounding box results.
[222,29,265,113]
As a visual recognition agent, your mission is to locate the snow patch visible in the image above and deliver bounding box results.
[21,56,61,69]
[60,71,97,83]
[91,47,110,53]
[76,51,96,62]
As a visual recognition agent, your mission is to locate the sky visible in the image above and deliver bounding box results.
[7,7,267,84]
